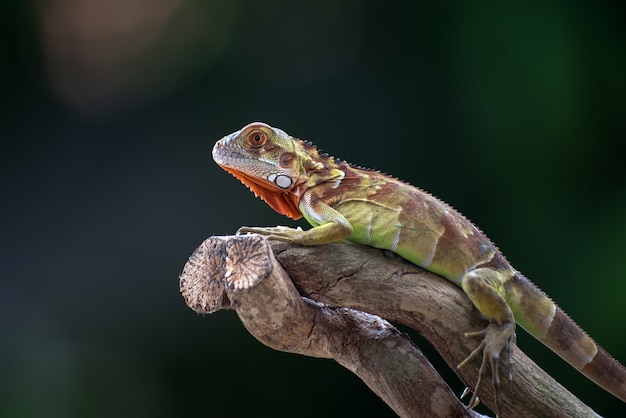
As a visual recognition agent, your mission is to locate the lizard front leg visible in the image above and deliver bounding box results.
[238,198,353,245]
[457,267,516,416]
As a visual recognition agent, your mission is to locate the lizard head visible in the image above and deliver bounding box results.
[213,122,328,220]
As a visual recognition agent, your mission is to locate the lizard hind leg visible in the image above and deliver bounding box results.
[458,268,517,416]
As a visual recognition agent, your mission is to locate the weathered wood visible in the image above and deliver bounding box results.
[180,235,475,417]
[180,235,600,418]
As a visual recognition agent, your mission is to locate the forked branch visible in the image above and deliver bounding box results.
[179,235,598,418]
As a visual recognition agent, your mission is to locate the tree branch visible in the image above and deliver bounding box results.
[179,235,599,418]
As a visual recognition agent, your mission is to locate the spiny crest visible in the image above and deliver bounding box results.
[294,136,342,167]
[294,135,408,181]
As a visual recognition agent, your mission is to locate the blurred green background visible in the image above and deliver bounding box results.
[1,0,625,417]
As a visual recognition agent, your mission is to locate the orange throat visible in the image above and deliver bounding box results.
[219,165,303,220]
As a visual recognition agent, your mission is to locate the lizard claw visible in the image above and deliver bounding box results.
[457,321,515,416]
[460,387,480,409]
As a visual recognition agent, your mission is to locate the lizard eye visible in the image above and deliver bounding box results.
[247,130,267,148]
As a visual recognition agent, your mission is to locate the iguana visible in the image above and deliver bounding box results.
[212,121,626,414]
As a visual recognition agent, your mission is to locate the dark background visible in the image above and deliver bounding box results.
[2,1,625,417]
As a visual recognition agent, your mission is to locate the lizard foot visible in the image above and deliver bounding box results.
[457,321,515,416]
[237,225,304,243]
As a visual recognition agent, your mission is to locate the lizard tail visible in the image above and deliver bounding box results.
[543,303,626,402]
[504,273,626,402]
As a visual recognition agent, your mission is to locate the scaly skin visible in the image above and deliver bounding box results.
[212,122,626,413]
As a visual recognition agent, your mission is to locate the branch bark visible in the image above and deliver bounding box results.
[179,235,600,418]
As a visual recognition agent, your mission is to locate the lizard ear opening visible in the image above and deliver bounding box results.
[219,165,303,220]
